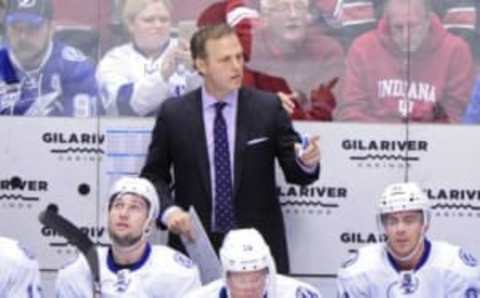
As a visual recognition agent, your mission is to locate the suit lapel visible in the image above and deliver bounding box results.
[233,88,250,201]
[189,89,212,202]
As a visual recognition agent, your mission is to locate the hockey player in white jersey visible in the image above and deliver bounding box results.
[337,182,480,297]
[0,236,42,298]
[55,177,201,297]
[185,228,321,298]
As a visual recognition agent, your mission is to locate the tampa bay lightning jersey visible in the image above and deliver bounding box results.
[0,237,42,298]
[55,243,201,298]
[184,274,322,298]
[337,240,480,298]
[0,41,102,117]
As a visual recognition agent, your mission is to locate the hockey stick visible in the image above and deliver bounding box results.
[38,204,101,297]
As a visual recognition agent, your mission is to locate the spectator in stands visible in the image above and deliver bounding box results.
[0,0,102,117]
[249,0,345,121]
[335,0,474,123]
[434,0,477,51]
[314,0,477,54]
[313,0,377,49]
[197,0,293,96]
[96,0,198,116]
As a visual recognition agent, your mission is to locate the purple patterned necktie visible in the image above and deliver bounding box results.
[213,101,235,232]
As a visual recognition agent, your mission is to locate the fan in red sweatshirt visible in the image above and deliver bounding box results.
[198,0,340,120]
[248,0,345,121]
[335,0,474,123]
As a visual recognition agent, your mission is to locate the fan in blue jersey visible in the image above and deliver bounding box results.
[185,228,322,298]
[0,0,103,117]
[0,236,42,297]
[55,177,201,297]
[337,182,480,297]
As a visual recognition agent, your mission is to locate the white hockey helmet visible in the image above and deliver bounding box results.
[377,182,430,228]
[220,228,277,297]
[108,176,160,222]
[377,182,431,262]
[378,182,429,214]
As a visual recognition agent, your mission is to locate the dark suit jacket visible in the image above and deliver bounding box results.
[141,87,319,273]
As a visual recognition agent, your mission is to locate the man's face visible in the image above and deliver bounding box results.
[382,210,425,259]
[128,1,171,57]
[195,33,244,98]
[108,193,150,247]
[261,0,309,44]
[227,269,268,298]
[6,20,51,68]
[387,0,430,53]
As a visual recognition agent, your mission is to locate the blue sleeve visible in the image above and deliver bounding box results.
[463,79,480,124]
[62,58,105,116]
[0,49,19,84]
[117,82,137,115]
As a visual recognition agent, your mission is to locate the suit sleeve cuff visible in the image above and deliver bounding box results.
[296,157,319,174]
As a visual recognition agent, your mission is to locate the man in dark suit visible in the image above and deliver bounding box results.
[141,24,320,273]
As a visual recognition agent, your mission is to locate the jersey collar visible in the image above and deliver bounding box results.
[387,239,431,272]
[107,242,152,273]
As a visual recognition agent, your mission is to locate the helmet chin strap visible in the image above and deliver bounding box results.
[385,224,427,264]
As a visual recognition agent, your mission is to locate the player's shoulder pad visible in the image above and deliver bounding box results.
[338,244,384,278]
[59,252,84,270]
[152,245,195,269]
[15,241,37,261]
[432,241,479,277]
[458,247,479,268]
[0,237,37,264]
[173,251,195,269]
[296,286,321,298]
[62,46,87,62]
[295,286,320,298]
[464,286,480,298]
[276,274,321,298]
[184,279,224,298]
[57,251,91,281]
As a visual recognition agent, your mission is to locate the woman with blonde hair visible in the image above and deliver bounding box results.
[97,0,196,116]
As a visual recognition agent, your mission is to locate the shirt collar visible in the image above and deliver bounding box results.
[201,85,239,110]
[132,39,171,61]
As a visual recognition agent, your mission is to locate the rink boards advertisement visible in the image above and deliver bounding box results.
[0,118,479,279]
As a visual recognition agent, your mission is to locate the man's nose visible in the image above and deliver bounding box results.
[118,206,130,217]
[16,28,30,39]
[232,58,242,71]
[395,221,407,234]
